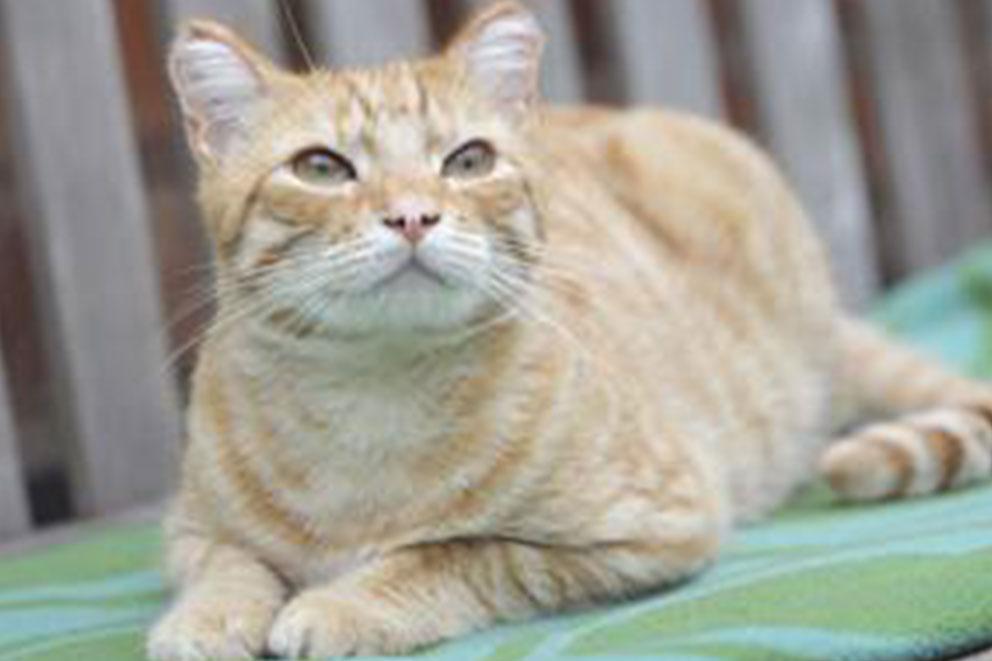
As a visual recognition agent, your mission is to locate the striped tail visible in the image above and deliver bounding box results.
[820,319,992,502]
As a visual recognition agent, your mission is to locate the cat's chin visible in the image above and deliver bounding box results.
[318,279,495,341]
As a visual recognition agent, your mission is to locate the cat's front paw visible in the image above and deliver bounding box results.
[268,589,433,658]
[147,592,279,661]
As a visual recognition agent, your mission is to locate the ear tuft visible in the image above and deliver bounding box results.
[168,20,272,162]
[449,2,545,112]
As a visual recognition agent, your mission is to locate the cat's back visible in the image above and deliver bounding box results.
[539,105,815,252]
[535,106,842,518]
[537,104,837,332]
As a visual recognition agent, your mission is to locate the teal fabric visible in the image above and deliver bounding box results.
[4,247,992,660]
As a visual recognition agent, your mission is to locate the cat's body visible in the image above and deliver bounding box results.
[150,4,992,659]
[177,105,829,586]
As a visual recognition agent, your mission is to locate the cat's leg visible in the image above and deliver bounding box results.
[147,528,287,661]
[267,521,720,657]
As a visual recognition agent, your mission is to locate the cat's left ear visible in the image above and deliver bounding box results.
[447,1,545,114]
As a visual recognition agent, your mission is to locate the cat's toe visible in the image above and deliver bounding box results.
[147,595,276,661]
[267,591,414,658]
[268,593,353,658]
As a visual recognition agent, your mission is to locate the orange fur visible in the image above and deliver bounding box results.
[149,3,992,659]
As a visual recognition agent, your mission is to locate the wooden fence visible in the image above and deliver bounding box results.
[0,0,990,540]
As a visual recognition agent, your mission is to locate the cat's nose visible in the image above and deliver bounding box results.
[381,213,441,244]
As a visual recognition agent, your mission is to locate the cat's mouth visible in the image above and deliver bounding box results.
[370,257,451,292]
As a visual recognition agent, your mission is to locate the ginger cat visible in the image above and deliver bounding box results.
[149,2,992,658]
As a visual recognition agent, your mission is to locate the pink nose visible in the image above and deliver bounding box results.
[382,213,441,244]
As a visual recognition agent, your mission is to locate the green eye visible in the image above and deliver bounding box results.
[441,139,496,179]
[291,148,357,185]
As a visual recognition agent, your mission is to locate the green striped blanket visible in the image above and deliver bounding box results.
[4,247,992,661]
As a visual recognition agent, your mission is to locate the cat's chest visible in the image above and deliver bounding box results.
[225,385,466,581]
[265,370,471,508]
[220,340,530,562]
[339,392,436,444]
[291,376,456,453]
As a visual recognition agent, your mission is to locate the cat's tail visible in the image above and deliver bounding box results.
[819,318,992,501]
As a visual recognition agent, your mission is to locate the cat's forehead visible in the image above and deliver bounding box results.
[300,60,463,123]
[264,59,500,165]
[319,65,421,112]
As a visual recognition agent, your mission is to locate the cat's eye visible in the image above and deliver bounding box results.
[442,139,496,179]
[291,148,357,185]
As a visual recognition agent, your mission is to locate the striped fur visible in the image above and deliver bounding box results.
[822,320,992,501]
[149,3,992,660]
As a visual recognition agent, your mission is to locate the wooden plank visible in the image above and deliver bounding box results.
[160,0,285,61]
[0,356,29,538]
[740,0,879,308]
[982,0,992,159]
[0,0,181,515]
[0,501,161,558]
[986,0,992,69]
[863,0,992,274]
[304,0,431,67]
[609,0,723,117]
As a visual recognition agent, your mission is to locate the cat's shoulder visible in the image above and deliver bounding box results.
[534,105,819,271]
[539,104,778,183]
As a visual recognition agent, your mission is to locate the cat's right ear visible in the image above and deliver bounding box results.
[168,20,276,164]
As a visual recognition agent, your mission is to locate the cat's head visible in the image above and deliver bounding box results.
[168,2,546,338]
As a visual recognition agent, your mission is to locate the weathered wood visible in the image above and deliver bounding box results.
[457,0,584,103]
[161,0,286,60]
[0,357,29,538]
[0,0,181,515]
[305,0,431,67]
[863,0,992,274]
[609,0,723,116]
[740,0,879,308]
[986,1,992,67]
[0,501,161,558]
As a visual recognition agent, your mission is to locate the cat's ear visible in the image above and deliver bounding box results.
[168,20,278,163]
[447,1,545,114]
